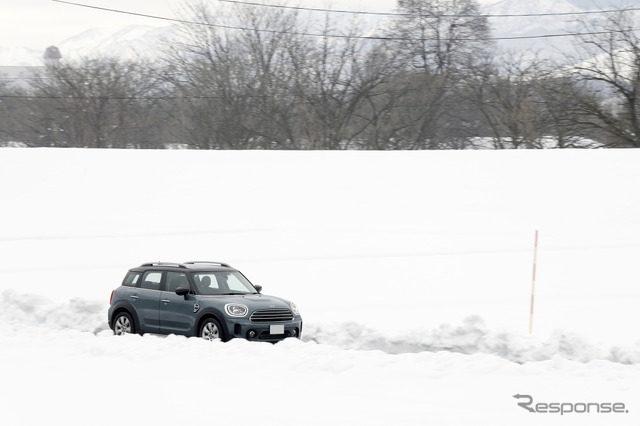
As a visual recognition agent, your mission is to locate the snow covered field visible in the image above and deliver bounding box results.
[0,148,639,425]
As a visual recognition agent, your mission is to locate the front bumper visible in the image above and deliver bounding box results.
[226,317,303,342]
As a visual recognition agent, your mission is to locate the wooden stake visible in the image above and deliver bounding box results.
[529,230,539,334]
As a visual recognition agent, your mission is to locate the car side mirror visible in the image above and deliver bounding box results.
[254,285,262,294]
[175,287,190,297]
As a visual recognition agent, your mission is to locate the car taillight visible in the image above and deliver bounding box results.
[109,290,114,305]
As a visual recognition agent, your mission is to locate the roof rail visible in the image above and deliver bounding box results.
[140,262,187,268]
[183,261,232,268]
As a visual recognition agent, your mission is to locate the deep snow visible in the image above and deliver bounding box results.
[0,148,639,425]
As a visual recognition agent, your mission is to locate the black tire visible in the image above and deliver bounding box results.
[113,311,135,336]
[199,318,224,341]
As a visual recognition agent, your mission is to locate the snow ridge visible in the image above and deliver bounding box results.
[3,290,638,365]
[305,318,640,365]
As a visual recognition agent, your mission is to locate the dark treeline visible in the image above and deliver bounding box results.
[2,0,640,149]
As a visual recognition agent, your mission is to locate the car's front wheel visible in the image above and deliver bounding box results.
[113,312,134,336]
[199,318,223,341]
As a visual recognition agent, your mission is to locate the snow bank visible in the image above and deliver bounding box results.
[0,289,109,334]
[305,317,640,365]
[3,290,638,366]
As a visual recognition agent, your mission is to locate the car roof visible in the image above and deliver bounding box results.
[130,261,237,273]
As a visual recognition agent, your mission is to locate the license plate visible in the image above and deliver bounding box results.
[270,324,285,335]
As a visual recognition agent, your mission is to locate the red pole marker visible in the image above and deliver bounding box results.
[529,230,539,334]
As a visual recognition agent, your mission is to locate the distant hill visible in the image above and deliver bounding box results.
[482,0,640,54]
[1,0,639,66]
[0,25,174,66]
[58,25,175,62]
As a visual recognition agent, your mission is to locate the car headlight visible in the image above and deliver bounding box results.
[290,302,300,316]
[225,303,248,317]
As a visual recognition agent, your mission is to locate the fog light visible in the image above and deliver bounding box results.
[248,330,256,339]
[290,329,297,337]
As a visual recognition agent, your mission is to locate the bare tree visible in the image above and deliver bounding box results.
[346,48,414,149]
[376,0,493,148]
[390,0,491,75]
[534,75,597,148]
[566,8,640,147]
[462,52,551,148]
[163,1,310,149]
[26,57,164,148]
[0,81,19,145]
[287,16,383,149]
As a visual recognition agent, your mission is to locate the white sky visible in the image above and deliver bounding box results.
[0,0,405,49]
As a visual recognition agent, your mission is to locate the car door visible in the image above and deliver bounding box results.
[129,270,162,333]
[159,271,197,335]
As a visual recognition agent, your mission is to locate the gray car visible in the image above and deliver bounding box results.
[108,261,302,342]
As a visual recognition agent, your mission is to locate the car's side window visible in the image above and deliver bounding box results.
[122,272,140,287]
[141,271,162,290]
[166,272,189,292]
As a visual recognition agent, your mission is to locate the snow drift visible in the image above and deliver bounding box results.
[2,289,639,366]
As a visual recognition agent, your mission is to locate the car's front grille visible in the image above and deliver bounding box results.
[250,308,293,323]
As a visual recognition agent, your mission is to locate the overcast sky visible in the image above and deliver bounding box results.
[1,0,407,49]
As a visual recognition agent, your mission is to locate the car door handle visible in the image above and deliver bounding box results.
[130,295,139,300]
[161,299,170,303]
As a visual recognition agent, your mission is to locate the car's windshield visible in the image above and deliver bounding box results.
[192,271,256,295]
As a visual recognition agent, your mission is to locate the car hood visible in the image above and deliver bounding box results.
[241,293,292,309]
[199,293,292,310]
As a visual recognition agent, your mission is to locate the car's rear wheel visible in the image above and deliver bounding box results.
[113,312,134,336]
[200,318,223,341]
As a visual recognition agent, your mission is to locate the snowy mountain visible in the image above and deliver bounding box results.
[58,25,175,62]
[2,0,640,65]
[0,25,174,66]
[484,0,640,53]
